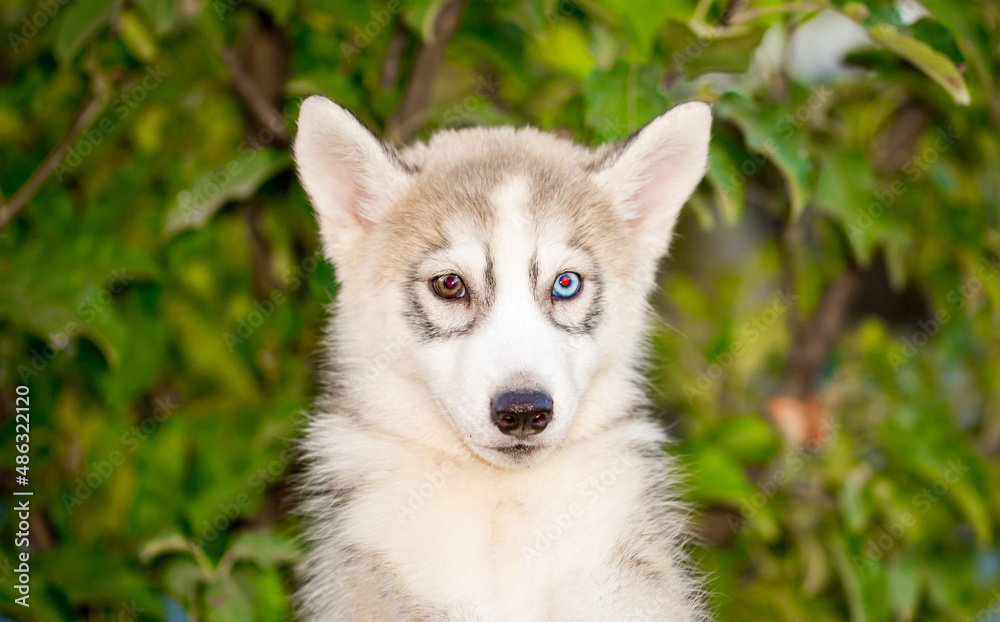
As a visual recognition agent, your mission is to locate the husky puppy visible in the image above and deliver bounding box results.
[293,96,712,621]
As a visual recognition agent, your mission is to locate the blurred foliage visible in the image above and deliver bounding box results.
[1,0,998,620]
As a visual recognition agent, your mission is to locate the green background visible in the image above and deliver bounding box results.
[1,0,999,620]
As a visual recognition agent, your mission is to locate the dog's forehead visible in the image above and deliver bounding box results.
[381,136,629,267]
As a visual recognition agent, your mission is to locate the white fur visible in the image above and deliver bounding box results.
[293,98,415,268]
[293,96,713,621]
[593,102,712,266]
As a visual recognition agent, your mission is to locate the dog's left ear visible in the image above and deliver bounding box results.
[591,102,711,261]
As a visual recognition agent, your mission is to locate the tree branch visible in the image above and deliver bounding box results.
[779,222,804,344]
[381,27,410,92]
[0,95,107,231]
[387,0,467,143]
[238,16,289,297]
[719,0,747,26]
[215,46,290,147]
[782,268,862,399]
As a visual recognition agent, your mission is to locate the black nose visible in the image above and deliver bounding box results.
[491,391,552,438]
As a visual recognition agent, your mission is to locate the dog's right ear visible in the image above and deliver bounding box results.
[294,96,414,267]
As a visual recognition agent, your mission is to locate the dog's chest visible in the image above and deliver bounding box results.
[346,449,648,619]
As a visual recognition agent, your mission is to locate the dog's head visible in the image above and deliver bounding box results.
[295,97,710,468]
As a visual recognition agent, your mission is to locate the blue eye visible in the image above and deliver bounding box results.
[552,272,581,299]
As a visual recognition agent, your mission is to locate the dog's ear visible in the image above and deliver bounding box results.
[294,96,414,267]
[590,102,711,261]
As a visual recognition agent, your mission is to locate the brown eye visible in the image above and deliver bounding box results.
[432,274,466,299]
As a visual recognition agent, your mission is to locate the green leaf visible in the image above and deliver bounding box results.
[118,9,158,63]
[706,136,746,225]
[164,151,292,234]
[910,18,963,65]
[221,530,299,571]
[887,555,920,622]
[38,544,161,613]
[813,150,881,266]
[686,446,756,506]
[534,22,594,80]
[829,536,869,622]
[585,62,668,141]
[133,0,176,35]
[838,466,871,532]
[0,235,158,369]
[900,449,993,544]
[590,0,692,58]
[56,0,114,62]
[241,566,291,620]
[798,531,830,596]
[660,20,766,79]
[162,297,259,400]
[165,559,207,608]
[139,532,193,564]
[715,92,814,219]
[865,23,970,105]
[713,414,779,463]
[205,578,254,622]
[402,0,448,42]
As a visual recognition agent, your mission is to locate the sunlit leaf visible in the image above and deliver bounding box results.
[221,530,299,571]
[164,151,292,234]
[134,0,176,35]
[659,20,766,79]
[866,22,971,105]
[715,92,813,219]
[887,555,921,622]
[56,0,114,62]
[118,9,158,63]
[139,532,193,564]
